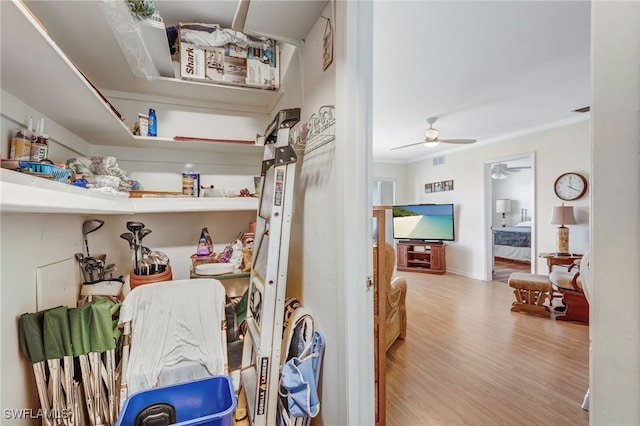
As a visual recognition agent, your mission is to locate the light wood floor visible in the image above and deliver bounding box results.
[385,271,589,426]
[492,258,531,283]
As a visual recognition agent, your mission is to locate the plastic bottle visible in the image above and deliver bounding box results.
[30,117,49,161]
[148,108,157,137]
[196,227,214,256]
[9,117,32,160]
[9,129,32,160]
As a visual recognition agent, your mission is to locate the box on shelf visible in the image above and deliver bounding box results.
[178,23,279,90]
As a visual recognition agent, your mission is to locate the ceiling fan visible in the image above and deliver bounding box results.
[391,117,477,151]
[491,163,531,180]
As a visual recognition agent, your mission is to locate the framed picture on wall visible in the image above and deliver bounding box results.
[323,18,334,71]
[426,180,454,193]
[444,180,453,191]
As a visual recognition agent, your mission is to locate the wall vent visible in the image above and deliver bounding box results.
[433,155,446,166]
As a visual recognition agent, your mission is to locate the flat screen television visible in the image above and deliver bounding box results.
[392,203,455,242]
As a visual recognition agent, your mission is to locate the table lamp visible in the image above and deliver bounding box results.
[550,203,576,255]
[496,199,511,227]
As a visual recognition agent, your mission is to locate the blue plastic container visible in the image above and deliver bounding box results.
[116,376,236,426]
[148,108,157,137]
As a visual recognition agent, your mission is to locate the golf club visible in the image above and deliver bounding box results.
[138,228,152,244]
[75,253,86,282]
[82,219,104,257]
[102,264,117,280]
[120,232,136,272]
[137,229,153,273]
[126,222,145,274]
[83,257,103,283]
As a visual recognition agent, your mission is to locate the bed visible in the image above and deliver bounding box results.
[492,221,531,262]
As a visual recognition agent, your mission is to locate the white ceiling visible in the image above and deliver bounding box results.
[372,1,591,163]
[24,1,590,164]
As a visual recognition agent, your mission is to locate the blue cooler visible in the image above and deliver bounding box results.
[116,375,236,426]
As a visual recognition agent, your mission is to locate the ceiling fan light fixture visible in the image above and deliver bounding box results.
[491,169,508,180]
[425,128,439,140]
[424,141,440,148]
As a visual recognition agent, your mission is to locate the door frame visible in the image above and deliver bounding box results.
[484,151,536,281]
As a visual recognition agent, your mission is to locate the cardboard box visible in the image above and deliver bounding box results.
[222,55,247,85]
[225,43,248,59]
[246,57,279,89]
[180,43,225,82]
[180,42,205,80]
[205,47,225,81]
[179,23,279,89]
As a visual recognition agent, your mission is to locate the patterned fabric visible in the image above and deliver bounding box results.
[493,227,531,247]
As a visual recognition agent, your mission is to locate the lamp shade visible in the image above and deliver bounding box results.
[496,199,512,214]
[550,205,576,225]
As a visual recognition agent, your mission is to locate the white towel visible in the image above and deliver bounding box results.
[119,278,227,394]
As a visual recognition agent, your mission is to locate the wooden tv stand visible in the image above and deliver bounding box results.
[396,241,446,274]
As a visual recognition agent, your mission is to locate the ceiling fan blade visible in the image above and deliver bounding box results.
[438,138,477,144]
[390,141,428,150]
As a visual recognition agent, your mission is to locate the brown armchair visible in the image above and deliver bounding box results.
[549,260,589,324]
[383,243,408,350]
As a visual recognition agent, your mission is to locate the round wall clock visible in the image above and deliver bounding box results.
[554,172,588,201]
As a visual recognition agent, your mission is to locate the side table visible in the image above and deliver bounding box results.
[538,252,583,274]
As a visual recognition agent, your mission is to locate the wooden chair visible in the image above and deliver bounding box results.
[549,260,589,324]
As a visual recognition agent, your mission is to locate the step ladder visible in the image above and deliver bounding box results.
[240,108,301,426]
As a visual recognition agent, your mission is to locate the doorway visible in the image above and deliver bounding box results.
[373,179,396,243]
[485,152,536,282]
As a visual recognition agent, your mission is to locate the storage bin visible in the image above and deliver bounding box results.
[18,161,70,183]
[117,375,236,426]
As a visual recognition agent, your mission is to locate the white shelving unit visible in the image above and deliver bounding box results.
[131,77,282,114]
[1,0,133,147]
[1,0,277,150]
[0,169,258,214]
[132,136,264,154]
[1,0,267,215]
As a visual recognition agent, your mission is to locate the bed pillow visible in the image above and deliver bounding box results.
[516,221,532,227]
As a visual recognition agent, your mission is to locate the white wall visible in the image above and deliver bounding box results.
[590,1,640,423]
[104,94,267,143]
[1,90,88,161]
[376,119,590,278]
[273,2,362,423]
[277,2,375,424]
[0,214,85,421]
[373,162,409,203]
